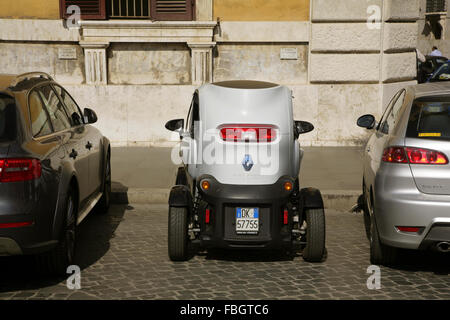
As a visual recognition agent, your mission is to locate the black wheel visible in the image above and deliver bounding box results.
[96,151,111,214]
[302,207,326,262]
[168,206,189,261]
[36,188,77,275]
[369,215,398,266]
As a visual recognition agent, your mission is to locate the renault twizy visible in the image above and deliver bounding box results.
[165,81,326,262]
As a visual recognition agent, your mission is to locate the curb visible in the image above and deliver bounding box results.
[111,187,360,212]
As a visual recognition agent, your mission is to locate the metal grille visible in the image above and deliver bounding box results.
[61,0,106,19]
[151,0,193,20]
[426,0,447,13]
[109,0,151,18]
[156,0,187,13]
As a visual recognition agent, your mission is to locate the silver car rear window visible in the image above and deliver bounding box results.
[0,95,16,142]
[406,96,450,140]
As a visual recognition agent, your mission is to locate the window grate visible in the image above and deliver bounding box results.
[108,0,151,18]
[60,0,106,19]
[156,0,187,13]
[151,0,194,20]
[61,0,194,20]
[426,0,447,13]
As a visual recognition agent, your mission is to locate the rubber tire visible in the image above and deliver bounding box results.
[36,189,77,276]
[362,183,371,240]
[168,206,189,261]
[370,216,398,266]
[302,208,326,262]
[175,167,188,186]
[96,151,111,214]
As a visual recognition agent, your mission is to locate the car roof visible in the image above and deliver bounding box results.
[425,55,448,60]
[409,82,450,98]
[0,72,53,93]
[211,80,280,90]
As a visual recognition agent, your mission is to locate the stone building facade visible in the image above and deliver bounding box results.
[0,0,419,146]
[417,0,450,57]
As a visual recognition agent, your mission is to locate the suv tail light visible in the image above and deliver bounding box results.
[219,125,277,142]
[382,147,448,165]
[0,158,42,183]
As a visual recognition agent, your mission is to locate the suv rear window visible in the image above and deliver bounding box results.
[0,95,16,141]
[406,96,450,140]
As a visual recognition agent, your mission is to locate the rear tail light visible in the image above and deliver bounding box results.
[405,147,448,165]
[201,180,210,191]
[382,147,448,165]
[396,226,421,233]
[284,181,293,192]
[0,221,33,229]
[205,208,210,224]
[283,209,289,225]
[219,125,277,142]
[382,147,408,163]
[0,158,41,183]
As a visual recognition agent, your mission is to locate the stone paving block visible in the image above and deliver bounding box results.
[0,204,448,300]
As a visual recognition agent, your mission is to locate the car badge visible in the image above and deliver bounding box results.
[242,154,254,171]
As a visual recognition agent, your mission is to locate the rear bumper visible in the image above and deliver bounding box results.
[0,159,61,256]
[0,221,58,255]
[196,175,296,250]
[0,237,22,255]
[418,224,450,250]
[374,169,450,250]
[0,188,59,256]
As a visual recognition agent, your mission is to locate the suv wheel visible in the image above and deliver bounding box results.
[36,188,77,275]
[96,151,111,214]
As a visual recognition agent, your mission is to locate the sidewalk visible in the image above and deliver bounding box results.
[110,146,364,210]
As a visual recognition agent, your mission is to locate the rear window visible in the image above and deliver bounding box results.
[0,95,16,141]
[406,96,450,140]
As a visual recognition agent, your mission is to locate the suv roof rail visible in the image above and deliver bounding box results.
[10,72,53,87]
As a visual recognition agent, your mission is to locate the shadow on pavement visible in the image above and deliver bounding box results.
[0,205,127,293]
[390,250,450,275]
[110,181,129,204]
[199,248,297,262]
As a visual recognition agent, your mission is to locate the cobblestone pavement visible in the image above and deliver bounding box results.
[0,204,449,300]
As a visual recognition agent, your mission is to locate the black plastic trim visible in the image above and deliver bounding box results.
[168,185,192,208]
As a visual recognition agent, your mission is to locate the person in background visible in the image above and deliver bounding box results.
[430,46,443,57]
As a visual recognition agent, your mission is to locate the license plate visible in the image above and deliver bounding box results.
[236,208,259,234]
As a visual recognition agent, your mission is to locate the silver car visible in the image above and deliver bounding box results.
[357,82,450,266]
[165,81,326,262]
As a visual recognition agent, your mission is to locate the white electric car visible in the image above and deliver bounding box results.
[165,80,326,262]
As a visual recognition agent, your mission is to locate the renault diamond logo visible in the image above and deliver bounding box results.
[242,154,254,171]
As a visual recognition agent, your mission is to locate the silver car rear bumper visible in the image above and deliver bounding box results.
[374,165,450,249]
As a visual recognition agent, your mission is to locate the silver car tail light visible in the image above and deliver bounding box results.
[382,147,448,165]
[219,125,277,143]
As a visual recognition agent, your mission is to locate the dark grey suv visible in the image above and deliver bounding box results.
[0,72,111,274]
